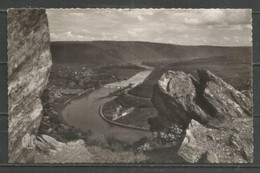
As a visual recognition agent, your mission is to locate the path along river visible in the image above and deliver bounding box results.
[62,68,153,143]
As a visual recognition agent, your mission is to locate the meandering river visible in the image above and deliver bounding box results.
[62,69,153,143]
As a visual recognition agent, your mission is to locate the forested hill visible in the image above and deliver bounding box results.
[50,41,251,64]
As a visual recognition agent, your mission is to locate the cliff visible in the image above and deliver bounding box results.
[149,70,253,163]
[8,9,52,163]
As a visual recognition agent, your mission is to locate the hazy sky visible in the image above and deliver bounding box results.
[46,9,252,46]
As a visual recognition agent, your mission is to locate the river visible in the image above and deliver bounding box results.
[62,69,153,143]
[104,70,152,88]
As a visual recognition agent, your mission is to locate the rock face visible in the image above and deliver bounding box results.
[178,119,253,163]
[150,70,253,163]
[152,71,197,125]
[8,9,52,163]
[149,71,208,151]
[196,69,252,127]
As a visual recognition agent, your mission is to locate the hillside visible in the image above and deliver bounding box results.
[51,41,252,98]
[129,54,252,98]
[50,41,251,65]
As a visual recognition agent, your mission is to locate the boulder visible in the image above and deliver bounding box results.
[149,70,208,149]
[196,69,252,127]
[178,119,253,163]
[36,135,66,153]
[152,71,204,125]
[150,69,253,163]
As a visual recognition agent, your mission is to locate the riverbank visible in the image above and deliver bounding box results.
[99,103,149,131]
[101,92,157,130]
[104,70,153,88]
[100,65,158,130]
[39,63,147,141]
[36,62,153,163]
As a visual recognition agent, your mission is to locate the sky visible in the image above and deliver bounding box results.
[46,9,252,46]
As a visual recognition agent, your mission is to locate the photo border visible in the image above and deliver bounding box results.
[0,0,260,172]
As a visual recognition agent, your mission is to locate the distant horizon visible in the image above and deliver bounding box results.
[49,40,252,48]
[47,9,252,47]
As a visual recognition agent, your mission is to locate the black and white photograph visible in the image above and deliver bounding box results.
[8,8,253,163]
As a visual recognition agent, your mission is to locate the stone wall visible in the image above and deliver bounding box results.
[8,9,52,163]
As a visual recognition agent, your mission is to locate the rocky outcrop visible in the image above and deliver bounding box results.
[178,119,253,163]
[8,9,52,163]
[35,135,148,163]
[150,69,253,163]
[149,71,207,151]
[196,69,252,127]
[152,71,202,126]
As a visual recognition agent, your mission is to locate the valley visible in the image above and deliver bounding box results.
[37,41,252,163]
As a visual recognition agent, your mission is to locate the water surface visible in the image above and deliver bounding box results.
[62,70,153,143]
